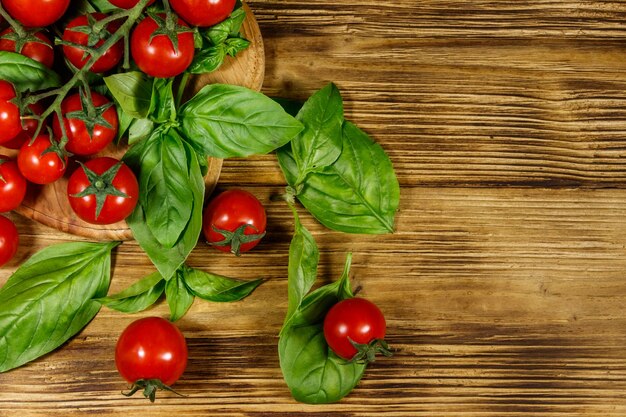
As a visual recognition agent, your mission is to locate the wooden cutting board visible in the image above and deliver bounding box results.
[3,2,265,241]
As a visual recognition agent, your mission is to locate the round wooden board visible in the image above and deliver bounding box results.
[3,2,265,242]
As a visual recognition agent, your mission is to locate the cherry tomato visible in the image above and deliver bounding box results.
[67,157,138,225]
[62,13,123,73]
[0,80,21,145]
[0,28,54,68]
[3,0,70,27]
[108,0,155,9]
[170,0,236,27]
[52,90,118,156]
[323,297,389,361]
[130,14,195,78]
[0,215,18,267]
[17,134,67,184]
[0,156,27,212]
[115,317,187,401]
[2,102,47,150]
[202,189,266,256]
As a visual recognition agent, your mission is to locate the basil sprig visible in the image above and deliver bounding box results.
[98,265,264,321]
[0,242,118,372]
[278,209,365,403]
[277,83,400,234]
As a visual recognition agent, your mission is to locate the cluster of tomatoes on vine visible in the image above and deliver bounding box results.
[0,0,241,267]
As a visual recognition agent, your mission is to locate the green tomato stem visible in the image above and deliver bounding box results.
[0,1,26,37]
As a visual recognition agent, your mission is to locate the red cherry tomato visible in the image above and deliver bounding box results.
[323,298,388,361]
[0,214,18,267]
[0,156,27,212]
[202,189,266,255]
[170,0,236,27]
[67,157,138,225]
[52,91,118,156]
[0,28,54,68]
[0,80,21,144]
[62,13,123,73]
[130,14,195,78]
[1,102,47,150]
[115,317,187,401]
[3,0,70,27]
[17,134,67,185]
[108,0,155,8]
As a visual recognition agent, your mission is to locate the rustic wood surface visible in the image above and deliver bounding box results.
[2,0,626,415]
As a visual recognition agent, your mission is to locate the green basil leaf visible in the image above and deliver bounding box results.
[128,117,155,145]
[0,241,117,373]
[282,206,319,332]
[224,37,250,57]
[142,130,193,247]
[184,267,263,302]
[88,0,117,12]
[148,78,176,123]
[279,254,364,404]
[180,84,303,158]
[278,121,399,234]
[229,5,246,35]
[95,271,165,313]
[290,83,343,183]
[165,270,195,321]
[127,137,205,280]
[116,104,134,143]
[204,6,246,45]
[188,44,226,74]
[0,51,61,93]
[104,71,153,119]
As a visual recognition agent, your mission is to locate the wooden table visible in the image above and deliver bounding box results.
[2,0,626,415]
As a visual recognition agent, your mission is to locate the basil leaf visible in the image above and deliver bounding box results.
[204,6,246,45]
[0,241,117,372]
[128,117,154,145]
[116,105,134,143]
[290,83,343,183]
[188,44,226,74]
[224,37,250,57]
[0,51,61,93]
[278,121,399,234]
[165,270,195,321]
[148,78,176,123]
[184,268,263,302]
[96,271,165,313]
[142,130,193,248]
[127,137,205,280]
[180,84,303,158]
[282,206,319,332]
[104,71,153,119]
[279,254,364,404]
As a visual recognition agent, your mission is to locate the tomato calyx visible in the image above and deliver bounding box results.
[145,11,194,53]
[210,223,266,256]
[64,88,115,139]
[0,29,50,56]
[58,14,117,60]
[346,337,393,365]
[71,161,129,220]
[40,135,71,169]
[121,378,184,403]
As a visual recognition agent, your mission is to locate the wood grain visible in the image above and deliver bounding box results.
[3,1,264,241]
[2,0,626,415]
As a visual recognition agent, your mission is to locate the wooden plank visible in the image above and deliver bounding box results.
[2,187,626,416]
